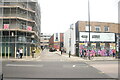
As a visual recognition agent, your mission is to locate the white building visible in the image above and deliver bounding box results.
[64,24,76,55]
[40,33,52,48]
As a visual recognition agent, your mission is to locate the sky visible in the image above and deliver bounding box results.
[38,0,119,33]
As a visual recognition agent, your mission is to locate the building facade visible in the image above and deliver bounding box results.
[0,0,41,58]
[40,33,52,49]
[64,24,76,55]
[49,33,64,51]
[118,1,120,54]
[75,21,119,56]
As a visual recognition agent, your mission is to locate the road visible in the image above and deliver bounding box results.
[86,61,118,78]
[2,49,119,80]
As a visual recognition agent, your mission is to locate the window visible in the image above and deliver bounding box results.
[85,25,91,31]
[95,26,100,31]
[55,33,58,41]
[44,38,48,40]
[104,26,109,32]
[4,2,10,6]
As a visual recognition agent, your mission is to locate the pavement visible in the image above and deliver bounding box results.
[1,50,118,61]
[55,51,118,61]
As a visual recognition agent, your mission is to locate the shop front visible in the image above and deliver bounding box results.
[78,32,116,56]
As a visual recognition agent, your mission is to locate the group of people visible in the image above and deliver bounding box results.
[16,48,23,59]
[80,49,116,57]
[97,49,116,57]
[16,48,36,59]
[80,49,91,57]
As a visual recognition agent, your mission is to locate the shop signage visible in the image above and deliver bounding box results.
[27,26,32,31]
[81,35,88,38]
[79,32,115,42]
[4,24,9,29]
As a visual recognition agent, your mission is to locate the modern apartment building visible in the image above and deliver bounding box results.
[0,0,41,58]
[75,21,119,56]
[49,33,64,51]
[40,33,52,49]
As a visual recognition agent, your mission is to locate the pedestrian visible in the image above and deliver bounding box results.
[16,49,20,59]
[19,48,23,59]
[61,47,63,55]
[69,51,71,58]
[84,49,86,57]
[112,49,116,57]
[106,49,109,56]
[32,48,36,58]
[81,49,84,57]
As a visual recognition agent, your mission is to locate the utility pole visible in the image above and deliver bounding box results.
[88,0,91,60]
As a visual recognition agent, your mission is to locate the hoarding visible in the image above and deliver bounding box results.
[79,32,115,42]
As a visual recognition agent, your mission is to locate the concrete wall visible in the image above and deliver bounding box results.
[0,20,3,29]
[64,29,70,54]
[3,8,34,21]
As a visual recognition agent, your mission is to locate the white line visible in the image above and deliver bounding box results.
[6,64,43,67]
[73,65,76,67]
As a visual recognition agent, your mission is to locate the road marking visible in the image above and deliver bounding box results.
[99,71,105,74]
[6,64,43,67]
[73,65,76,67]
[60,59,64,61]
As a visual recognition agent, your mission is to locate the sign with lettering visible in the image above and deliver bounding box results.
[4,24,9,29]
[79,32,115,42]
[27,26,32,31]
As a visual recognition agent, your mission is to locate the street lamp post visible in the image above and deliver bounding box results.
[88,0,91,60]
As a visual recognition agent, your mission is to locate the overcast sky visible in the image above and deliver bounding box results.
[38,0,119,33]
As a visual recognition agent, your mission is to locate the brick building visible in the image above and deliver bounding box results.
[75,21,119,56]
[49,33,64,51]
[40,33,52,49]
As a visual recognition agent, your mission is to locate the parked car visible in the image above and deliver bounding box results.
[49,48,57,52]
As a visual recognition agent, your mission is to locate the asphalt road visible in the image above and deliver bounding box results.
[2,49,119,80]
[86,61,118,78]
[3,61,117,80]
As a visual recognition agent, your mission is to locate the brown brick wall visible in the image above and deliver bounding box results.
[49,34,54,48]
[49,33,64,50]
[77,21,119,33]
[118,24,120,33]
[60,33,64,42]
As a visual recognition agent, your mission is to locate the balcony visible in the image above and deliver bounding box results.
[0,3,35,13]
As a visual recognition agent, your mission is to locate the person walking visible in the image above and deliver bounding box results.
[60,47,63,55]
[106,49,109,56]
[32,48,36,58]
[81,49,84,57]
[84,49,87,57]
[16,49,20,59]
[19,48,23,59]
[112,49,116,57]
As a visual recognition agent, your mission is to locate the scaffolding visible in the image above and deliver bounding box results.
[0,0,41,58]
